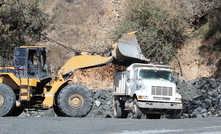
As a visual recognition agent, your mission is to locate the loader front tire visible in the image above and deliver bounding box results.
[6,107,24,116]
[0,84,16,117]
[57,84,92,117]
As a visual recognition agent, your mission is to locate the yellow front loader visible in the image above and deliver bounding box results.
[0,32,149,117]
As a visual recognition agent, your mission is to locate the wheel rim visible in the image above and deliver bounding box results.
[132,103,136,114]
[0,94,4,108]
[68,94,84,109]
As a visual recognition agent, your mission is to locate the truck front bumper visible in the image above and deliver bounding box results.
[137,101,182,110]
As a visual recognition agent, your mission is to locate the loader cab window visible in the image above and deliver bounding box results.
[14,47,28,78]
[28,50,38,76]
[39,49,50,76]
[14,48,26,70]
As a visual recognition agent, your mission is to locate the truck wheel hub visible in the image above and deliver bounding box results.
[68,94,84,109]
[0,94,4,107]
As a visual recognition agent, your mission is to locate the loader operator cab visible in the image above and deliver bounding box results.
[14,46,51,84]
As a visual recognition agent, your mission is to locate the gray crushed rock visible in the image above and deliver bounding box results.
[21,77,221,118]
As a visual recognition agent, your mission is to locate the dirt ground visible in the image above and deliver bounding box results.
[174,38,217,80]
[1,117,221,134]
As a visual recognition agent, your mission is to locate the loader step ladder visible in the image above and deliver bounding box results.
[19,85,31,101]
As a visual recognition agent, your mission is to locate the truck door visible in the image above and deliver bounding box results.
[126,69,138,96]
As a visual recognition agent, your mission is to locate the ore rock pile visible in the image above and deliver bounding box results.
[20,88,114,118]
[21,77,221,118]
[87,88,113,118]
[176,77,221,118]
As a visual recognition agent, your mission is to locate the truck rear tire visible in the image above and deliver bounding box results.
[114,100,128,118]
[0,83,16,117]
[57,84,92,117]
[132,98,142,119]
[114,100,122,118]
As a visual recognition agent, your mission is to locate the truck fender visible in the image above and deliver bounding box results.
[132,90,142,100]
[175,92,182,97]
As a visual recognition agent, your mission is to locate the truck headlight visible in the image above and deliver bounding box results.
[138,95,148,99]
[175,98,182,102]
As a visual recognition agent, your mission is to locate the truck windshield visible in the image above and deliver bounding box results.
[139,69,173,82]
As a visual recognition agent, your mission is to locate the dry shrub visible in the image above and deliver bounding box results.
[111,0,190,65]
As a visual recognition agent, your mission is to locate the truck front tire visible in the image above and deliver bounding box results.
[57,84,92,117]
[169,109,182,119]
[132,98,142,119]
[0,83,16,117]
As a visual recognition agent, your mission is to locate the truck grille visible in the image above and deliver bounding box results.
[151,86,172,96]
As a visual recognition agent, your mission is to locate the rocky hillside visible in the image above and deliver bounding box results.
[39,0,221,89]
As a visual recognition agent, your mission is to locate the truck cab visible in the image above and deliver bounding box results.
[113,63,182,119]
[126,63,181,103]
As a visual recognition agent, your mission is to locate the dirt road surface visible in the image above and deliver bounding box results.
[1,117,221,134]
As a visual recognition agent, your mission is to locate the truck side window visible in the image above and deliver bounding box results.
[126,71,130,80]
[134,69,138,80]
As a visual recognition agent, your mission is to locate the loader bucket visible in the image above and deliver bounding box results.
[112,31,149,65]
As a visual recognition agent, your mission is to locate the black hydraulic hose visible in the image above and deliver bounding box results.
[40,34,81,55]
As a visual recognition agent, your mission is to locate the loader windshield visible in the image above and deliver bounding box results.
[139,69,173,82]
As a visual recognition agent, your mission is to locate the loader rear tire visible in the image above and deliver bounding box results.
[0,83,16,117]
[57,84,92,117]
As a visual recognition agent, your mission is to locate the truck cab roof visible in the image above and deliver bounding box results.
[127,63,171,72]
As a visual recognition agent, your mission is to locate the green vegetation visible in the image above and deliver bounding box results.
[111,0,190,65]
[0,0,48,53]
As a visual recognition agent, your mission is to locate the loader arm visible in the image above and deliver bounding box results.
[58,55,113,76]
[58,31,149,77]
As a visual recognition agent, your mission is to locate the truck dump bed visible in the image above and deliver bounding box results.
[113,71,127,95]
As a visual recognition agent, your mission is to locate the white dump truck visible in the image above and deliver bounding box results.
[113,63,183,119]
